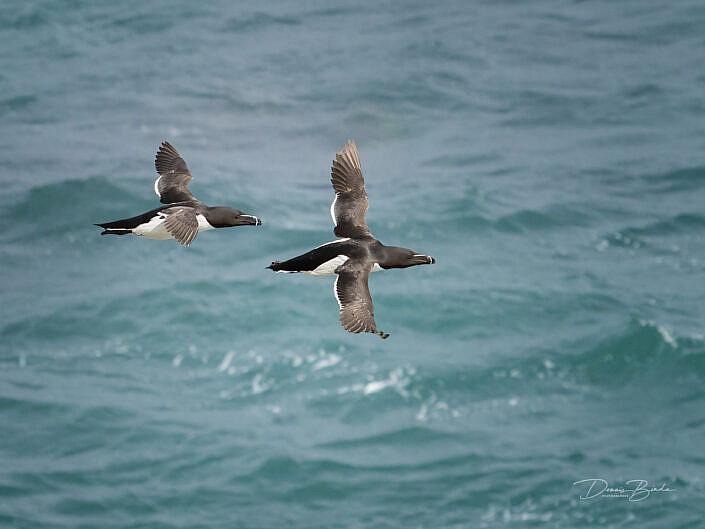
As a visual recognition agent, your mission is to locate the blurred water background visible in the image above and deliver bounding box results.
[1,1,705,527]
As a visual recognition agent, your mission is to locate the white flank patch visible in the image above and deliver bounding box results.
[154,176,162,197]
[196,214,215,231]
[305,255,349,276]
[132,214,172,239]
[131,211,213,240]
[372,263,383,272]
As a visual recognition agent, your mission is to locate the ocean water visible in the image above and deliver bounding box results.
[1,0,705,527]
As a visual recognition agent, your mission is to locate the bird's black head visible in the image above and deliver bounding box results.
[381,246,435,269]
[207,207,261,227]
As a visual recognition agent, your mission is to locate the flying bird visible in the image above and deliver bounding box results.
[268,140,434,338]
[95,141,261,245]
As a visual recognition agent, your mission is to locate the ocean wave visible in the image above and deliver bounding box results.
[244,449,485,481]
[497,89,600,127]
[494,205,593,233]
[2,176,145,240]
[0,8,47,30]
[0,394,71,416]
[604,214,705,250]
[221,12,300,33]
[111,12,174,34]
[571,318,705,386]
[449,203,595,234]
[1,279,244,350]
[0,94,37,117]
[642,166,705,194]
[407,288,625,340]
[8,310,702,421]
[421,153,501,168]
[316,426,459,449]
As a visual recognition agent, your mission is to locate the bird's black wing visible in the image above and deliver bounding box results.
[154,141,196,204]
[330,140,371,239]
[334,259,389,339]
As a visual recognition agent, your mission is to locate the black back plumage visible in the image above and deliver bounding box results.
[95,203,182,231]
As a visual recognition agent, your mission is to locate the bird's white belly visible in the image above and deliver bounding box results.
[304,255,384,277]
[132,215,171,239]
[132,213,213,240]
[305,255,348,276]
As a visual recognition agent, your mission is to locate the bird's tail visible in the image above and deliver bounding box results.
[94,224,131,236]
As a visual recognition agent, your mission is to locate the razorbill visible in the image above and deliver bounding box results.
[267,140,434,339]
[95,141,261,246]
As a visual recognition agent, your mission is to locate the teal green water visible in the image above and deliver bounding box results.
[2,1,705,527]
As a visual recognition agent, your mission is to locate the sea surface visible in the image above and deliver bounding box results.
[1,1,705,527]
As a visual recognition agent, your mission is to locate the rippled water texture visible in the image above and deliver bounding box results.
[1,1,705,527]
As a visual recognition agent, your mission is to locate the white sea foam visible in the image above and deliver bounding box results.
[656,326,677,348]
[313,353,341,370]
[252,374,271,394]
[218,351,235,372]
[416,394,436,421]
[363,368,410,396]
[363,380,389,395]
[639,318,677,348]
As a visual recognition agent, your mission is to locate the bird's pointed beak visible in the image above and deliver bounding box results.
[238,215,262,226]
[412,254,435,265]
